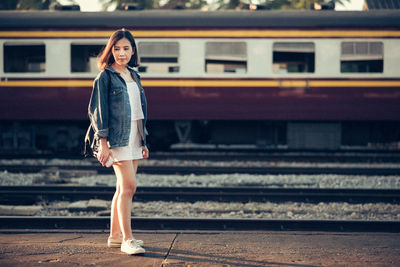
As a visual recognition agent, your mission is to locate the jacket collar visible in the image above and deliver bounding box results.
[105,65,118,74]
[128,66,140,78]
[105,65,140,78]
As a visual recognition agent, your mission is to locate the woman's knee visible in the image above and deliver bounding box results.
[114,161,138,197]
[120,183,137,197]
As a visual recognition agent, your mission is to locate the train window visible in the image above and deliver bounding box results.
[272,42,315,73]
[340,42,383,73]
[137,42,179,73]
[205,42,247,73]
[71,44,104,73]
[4,43,45,72]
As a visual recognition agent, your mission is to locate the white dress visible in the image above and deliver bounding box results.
[110,82,145,162]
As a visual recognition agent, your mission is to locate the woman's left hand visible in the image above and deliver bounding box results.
[142,146,149,159]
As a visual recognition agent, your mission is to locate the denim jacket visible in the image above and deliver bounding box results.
[85,66,148,154]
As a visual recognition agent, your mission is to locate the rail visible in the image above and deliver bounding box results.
[1,185,399,204]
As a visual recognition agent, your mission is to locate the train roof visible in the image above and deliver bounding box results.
[0,10,400,29]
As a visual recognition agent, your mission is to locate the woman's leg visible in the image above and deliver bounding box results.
[109,181,121,238]
[112,160,139,241]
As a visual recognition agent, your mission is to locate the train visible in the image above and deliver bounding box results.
[0,10,400,153]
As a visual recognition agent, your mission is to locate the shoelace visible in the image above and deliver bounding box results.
[127,239,141,248]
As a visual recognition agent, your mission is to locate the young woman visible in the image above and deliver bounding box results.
[87,29,149,255]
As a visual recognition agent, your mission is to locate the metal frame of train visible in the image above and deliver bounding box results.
[0,10,400,153]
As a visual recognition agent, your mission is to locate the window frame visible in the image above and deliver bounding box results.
[272,41,316,74]
[3,41,46,73]
[340,41,384,74]
[70,43,105,73]
[204,41,248,74]
[137,41,180,74]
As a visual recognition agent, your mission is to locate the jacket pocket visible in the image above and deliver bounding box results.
[110,87,123,96]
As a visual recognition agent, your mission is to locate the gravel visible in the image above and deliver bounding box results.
[0,171,42,186]
[32,200,400,221]
[1,170,400,189]
[76,173,400,189]
[1,158,399,221]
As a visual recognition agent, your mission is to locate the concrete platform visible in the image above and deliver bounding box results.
[0,230,399,266]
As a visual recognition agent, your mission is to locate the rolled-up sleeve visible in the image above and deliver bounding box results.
[88,72,109,140]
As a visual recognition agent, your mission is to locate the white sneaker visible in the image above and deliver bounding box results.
[121,239,145,255]
[108,236,144,248]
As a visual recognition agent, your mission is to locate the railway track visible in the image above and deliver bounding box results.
[0,216,399,232]
[1,164,399,175]
[1,151,400,162]
[2,185,399,232]
[1,185,399,204]
[152,151,400,163]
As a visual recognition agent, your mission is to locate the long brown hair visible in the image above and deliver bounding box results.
[97,29,139,70]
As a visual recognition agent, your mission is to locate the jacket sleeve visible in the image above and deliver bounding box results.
[88,71,109,140]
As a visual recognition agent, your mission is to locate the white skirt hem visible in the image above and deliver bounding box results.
[110,120,143,162]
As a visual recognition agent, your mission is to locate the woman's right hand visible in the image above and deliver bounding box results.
[97,138,112,166]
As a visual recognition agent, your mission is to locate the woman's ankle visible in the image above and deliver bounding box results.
[122,236,134,242]
[109,232,122,238]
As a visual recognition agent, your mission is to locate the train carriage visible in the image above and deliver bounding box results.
[0,10,399,153]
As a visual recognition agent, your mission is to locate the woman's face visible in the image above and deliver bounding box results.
[112,38,133,66]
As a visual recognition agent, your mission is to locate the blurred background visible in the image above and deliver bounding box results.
[0,0,399,223]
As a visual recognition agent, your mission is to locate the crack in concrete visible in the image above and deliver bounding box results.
[161,233,179,267]
[58,235,83,243]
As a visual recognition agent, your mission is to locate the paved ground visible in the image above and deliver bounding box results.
[0,230,399,266]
